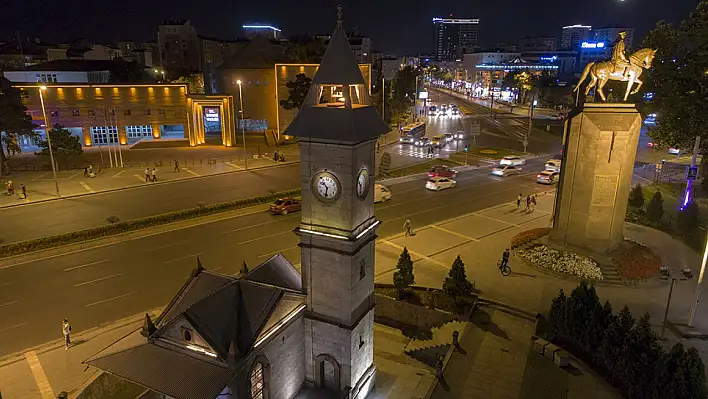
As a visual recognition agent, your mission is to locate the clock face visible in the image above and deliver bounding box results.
[356,168,369,200]
[313,171,341,202]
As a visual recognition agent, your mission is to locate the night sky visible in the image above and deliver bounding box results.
[2,0,700,54]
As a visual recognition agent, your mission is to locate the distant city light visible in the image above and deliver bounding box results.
[581,42,606,49]
[563,24,592,29]
[242,25,281,32]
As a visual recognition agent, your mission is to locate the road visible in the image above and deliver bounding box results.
[0,158,551,355]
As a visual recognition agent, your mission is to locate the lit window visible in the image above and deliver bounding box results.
[250,362,264,399]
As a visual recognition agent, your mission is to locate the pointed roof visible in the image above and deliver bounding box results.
[312,25,365,85]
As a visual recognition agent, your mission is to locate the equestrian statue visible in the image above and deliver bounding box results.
[574,31,657,102]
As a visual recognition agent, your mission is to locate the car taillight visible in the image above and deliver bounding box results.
[537,174,541,178]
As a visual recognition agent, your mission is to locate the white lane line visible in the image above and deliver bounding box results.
[224,217,292,234]
[142,240,189,253]
[31,172,49,181]
[0,300,18,307]
[79,182,95,193]
[184,168,200,177]
[163,253,203,264]
[112,170,126,177]
[227,162,243,170]
[258,246,298,258]
[64,260,109,272]
[380,239,448,269]
[0,321,29,333]
[73,273,121,287]
[25,351,55,399]
[431,225,479,241]
[239,231,290,245]
[86,291,138,307]
[472,212,520,227]
[68,172,80,180]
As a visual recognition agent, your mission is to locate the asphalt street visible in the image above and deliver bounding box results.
[0,158,551,355]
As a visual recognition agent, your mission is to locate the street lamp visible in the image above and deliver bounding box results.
[37,85,60,197]
[236,80,246,158]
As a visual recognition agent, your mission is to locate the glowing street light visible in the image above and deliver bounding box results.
[236,80,246,159]
[37,85,60,197]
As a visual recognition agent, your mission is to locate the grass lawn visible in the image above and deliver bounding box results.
[386,158,464,179]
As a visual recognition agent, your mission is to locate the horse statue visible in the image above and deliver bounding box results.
[574,48,657,102]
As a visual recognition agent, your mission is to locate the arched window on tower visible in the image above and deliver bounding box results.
[250,362,265,399]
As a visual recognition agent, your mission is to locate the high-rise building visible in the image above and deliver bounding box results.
[560,25,592,50]
[594,27,634,49]
[518,36,557,52]
[157,19,202,71]
[242,24,283,40]
[433,17,480,61]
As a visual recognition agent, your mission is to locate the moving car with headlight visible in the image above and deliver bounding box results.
[269,198,301,215]
[545,159,561,172]
[455,131,465,139]
[374,184,392,203]
[536,170,559,184]
[399,136,415,144]
[499,156,526,166]
[427,165,457,178]
[431,135,445,146]
[415,137,432,147]
[426,176,456,191]
[491,165,521,177]
[444,133,454,142]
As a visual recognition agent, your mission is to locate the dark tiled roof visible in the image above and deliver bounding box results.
[87,335,235,399]
[285,105,389,143]
[258,293,305,338]
[312,26,365,85]
[245,253,303,291]
[156,270,234,327]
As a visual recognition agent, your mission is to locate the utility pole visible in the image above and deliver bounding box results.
[681,135,701,210]
[489,88,494,119]
[689,231,708,327]
[525,93,535,153]
[661,278,677,339]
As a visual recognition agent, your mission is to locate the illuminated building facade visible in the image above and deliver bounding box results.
[433,17,480,61]
[560,24,592,50]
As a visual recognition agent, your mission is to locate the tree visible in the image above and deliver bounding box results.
[646,191,665,224]
[0,78,35,177]
[617,313,662,399]
[279,73,312,111]
[652,343,708,399]
[514,72,536,105]
[442,256,472,298]
[628,184,645,209]
[392,247,415,298]
[639,2,708,151]
[377,152,392,179]
[174,74,204,94]
[108,60,153,83]
[36,124,82,169]
[391,66,418,106]
[678,201,700,231]
[284,36,326,63]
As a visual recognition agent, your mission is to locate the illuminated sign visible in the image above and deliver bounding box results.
[205,108,220,123]
[540,56,558,62]
[581,42,605,49]
[418,91,429,99]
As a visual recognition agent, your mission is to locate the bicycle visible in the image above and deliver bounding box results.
[497,260,512,276]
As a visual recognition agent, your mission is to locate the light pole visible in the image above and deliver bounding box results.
[689,236,708,327]
[38,85,60,197]
[525,94,535,153]
[237,80,246,161]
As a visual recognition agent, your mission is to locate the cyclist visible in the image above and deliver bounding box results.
[500,248,510,269]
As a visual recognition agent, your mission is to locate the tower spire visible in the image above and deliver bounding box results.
[337,5,343,28]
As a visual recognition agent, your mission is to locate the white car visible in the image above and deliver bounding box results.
[545,159,561,172]
[499,156,526,166]
[374,184,392,203]
[491,165,522,177]
[536,170,559,185]
[425,176,456,191]
[455,131,465,139]
[668,148,680,155]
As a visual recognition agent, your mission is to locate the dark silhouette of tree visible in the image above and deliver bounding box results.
[280,73,312,111]
[0,77,34,177]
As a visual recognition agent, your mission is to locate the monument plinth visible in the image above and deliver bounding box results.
[549,103,642,254]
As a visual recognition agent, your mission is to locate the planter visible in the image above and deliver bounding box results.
[517,244,603,281]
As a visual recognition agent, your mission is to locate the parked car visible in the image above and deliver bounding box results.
[536,170,559,185]
[374,184,392,203]
[431,135,445,146]
[544,159,561,172]
[443,133,454,143]
[426,176,456,191]
[549,113,564,121]
[491,165,522,177]
[668,148,680,155]
[427,165,457,178]
[399,136,415,144]
[415,137,432,147]
[499,156,526,166]
[270,198,301,215]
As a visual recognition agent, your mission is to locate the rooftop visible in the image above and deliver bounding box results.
[23,59,134,72]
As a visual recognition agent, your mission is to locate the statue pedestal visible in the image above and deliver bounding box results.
[549,103,642,254]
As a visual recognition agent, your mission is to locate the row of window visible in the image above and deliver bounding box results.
[37,109,188,118]
[90,125,153,144]
[36,74,58,83]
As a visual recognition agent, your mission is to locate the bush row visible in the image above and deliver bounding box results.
[0,189,302,258]
[548,281,707,399]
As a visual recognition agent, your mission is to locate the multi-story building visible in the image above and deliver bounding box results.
[594,27,634,49]
[463,51,520,84]
[518,36,557,52]
[433,17,480,61]
[578,40,612,70]
[380,57,399,80]
[2,60,131,84]
[317,34,371,63]
[0,38,50,71]
[157,19,202,71]
[471,56,559,98]
[242,24,283,40]
[519,51,577,78]
[560,25,592,50]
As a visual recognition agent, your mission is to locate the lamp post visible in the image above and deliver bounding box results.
[237,80,246,162]
[38,85,60,197]
[688,236,708,327]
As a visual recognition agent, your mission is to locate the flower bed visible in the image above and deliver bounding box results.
[610,241,661,280]
[510,227,550,248]
[518,245,603,280]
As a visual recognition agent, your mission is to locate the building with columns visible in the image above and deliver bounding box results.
[85,10,385,399]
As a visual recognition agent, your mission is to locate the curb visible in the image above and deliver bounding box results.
[0,160,300,210]
[477,297,538,321]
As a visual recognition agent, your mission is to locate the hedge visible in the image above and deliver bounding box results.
[0,188,302,258]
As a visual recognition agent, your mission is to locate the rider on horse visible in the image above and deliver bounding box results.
[612,31,631,80]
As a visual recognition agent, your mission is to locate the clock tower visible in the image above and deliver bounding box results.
[283,7,389,399]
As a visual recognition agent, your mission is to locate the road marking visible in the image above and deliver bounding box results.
[31,172,49,181]
[380,239,448,269]
[25,351,55,399]
[224,216,294,234]
[86,291,138,307]
[431,225,479,241]
[112,170,126,178]
[68,172,80,180]
[258,246,298,258]
[79,182,95,193]
[472,212,520,227]
[134,174,146,182]
[0,300,18,307]
[143,240,190,253]
[227,162,243,170]
[73,273,121,287]
[239,231,290,245]
[163,253,203,264]
[184,168,200,177]
[64,260,109,272]
[0,321,29,333]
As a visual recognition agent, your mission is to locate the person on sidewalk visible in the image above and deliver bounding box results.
[83,166,88,178]
[273,150,279,163]
[21,184,26,199]
[88,165,95,178]
[403,219,413,237]
[525,195,531,212]
[151,168,157,182]
[145,167,150,182]
[517,194,523,210]
[531,194,537,211]
[62,318,72,350]
[5,181,13,196]
[173,160,180,172]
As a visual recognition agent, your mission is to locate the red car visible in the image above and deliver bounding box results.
[269,198,301,215]
[427,165,457,178]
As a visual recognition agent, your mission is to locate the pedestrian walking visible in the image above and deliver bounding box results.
[5,180,13,196]
[525,195,531,212]
[62,318,72,350]
[173,160,180,172]
[403,219,413,237]
[21,184,26,199]
[145,167,150,182]
[531,195,537,210]
[83,166,88,178]
[88,165,94,178]
[151,168,157,182]
[273,150,279,162]
[516,194,522,210]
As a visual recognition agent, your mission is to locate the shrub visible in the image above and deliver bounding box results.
[611,241,662,280]
[628,184,645,209]
[646,191,664,224]
[442,256,472,298]
[393,247,415,298]
[510,227,550,248]
[677,201,700,232]
[106,216,120,224]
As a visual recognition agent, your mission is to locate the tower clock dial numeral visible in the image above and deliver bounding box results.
[312,171,341,202]
[356,168,370,200]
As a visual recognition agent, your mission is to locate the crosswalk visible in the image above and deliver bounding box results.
[394,148,443,159]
